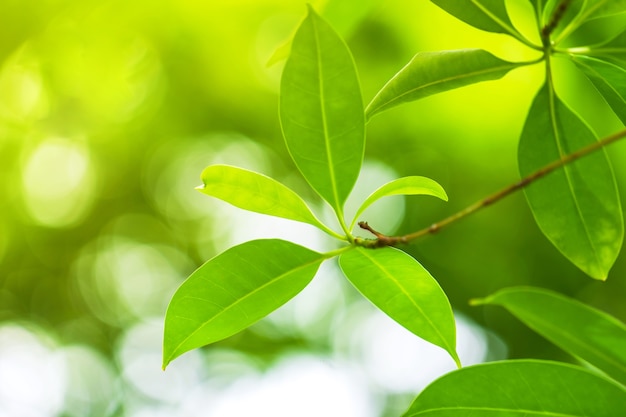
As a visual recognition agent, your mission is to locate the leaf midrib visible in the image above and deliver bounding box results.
[546,83,602,274]
[311,13,342,212]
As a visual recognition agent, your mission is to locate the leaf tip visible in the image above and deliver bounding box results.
[194,184,205,191]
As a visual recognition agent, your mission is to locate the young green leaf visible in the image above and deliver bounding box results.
[518,83,623,280]
[339,247,460,367]
[366,49,523,119]
[431,0,520,36]
[403,360,626,417]
[197,165,339,238]
[350,176,448,230]
[472,286,626,386]
[163,239,325,369]
[571,55,626,124]
[279,6,365,217]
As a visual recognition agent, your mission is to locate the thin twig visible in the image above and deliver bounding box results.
[355,127,626,249]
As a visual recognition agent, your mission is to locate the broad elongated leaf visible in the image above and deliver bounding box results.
[571,55,626,124]
[350,176,448,229]
[518,83,623,279]
[339,247,460,366]
[163,239,325,368]
[197,165,336,236]
[280,6,365,213]
[403,360,626,417]
[473,286,626,386]
[431,0,519,35]
[366,49,521,119]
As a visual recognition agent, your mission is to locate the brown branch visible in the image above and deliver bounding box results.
[355,127,626,249]
[541,0,572,41]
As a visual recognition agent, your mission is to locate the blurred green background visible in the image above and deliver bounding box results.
[1,0,625,416]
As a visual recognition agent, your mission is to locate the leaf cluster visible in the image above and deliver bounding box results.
[163,1,626,415]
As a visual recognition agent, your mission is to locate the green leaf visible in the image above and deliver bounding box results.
[518,83,623,279]
[571,55,626,124]
[403,359,626,417]
[366,49,522,119]
[197,165,339,237]
[163,239,325,368]
[350,176,448,229]
[584,0,626,20]
[587,28,626,65]
[431,0,519,35]
[339,247,460,366]
[280,6,365,215]
[473,286,626,386]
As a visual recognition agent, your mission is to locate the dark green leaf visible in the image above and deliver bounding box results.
[473,286,626,386]
[280,6,365,215]
[366,49,522,119]
[584,0,626,20]
[339,247,460,366]
[587,28,626,65]
[163,239,325,368]
[197,165,338,237]
[403,360,626,417]
[350,176,448,229]
[571,55,626,124]
[518,83,623,279]
[431,0,519,35]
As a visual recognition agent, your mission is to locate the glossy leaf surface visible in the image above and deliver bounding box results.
[366,49,520,119]
[163,239,324,368]
[403,360,626,416]
[474,286,626,386]
[280,6,365,213]
[431,0,519,35]
[571,55,626,124]
[197,165,335,235]
[339,247,460,366]
[518,84,623,279]
[350,176,448,228]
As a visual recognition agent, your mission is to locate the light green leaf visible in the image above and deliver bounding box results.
[339,247,460,366]
[403,359,626,417]
[197,165,339,238]
[518,83,623,279]
[473,286,626,386]
[571,55,626,124]
[431,0,519,35]
[350,176,448,229]
[280,6,365,215]
[163,239,325,368]
[366,49,522,119]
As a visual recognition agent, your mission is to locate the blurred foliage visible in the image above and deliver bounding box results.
[1,0,625,415]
